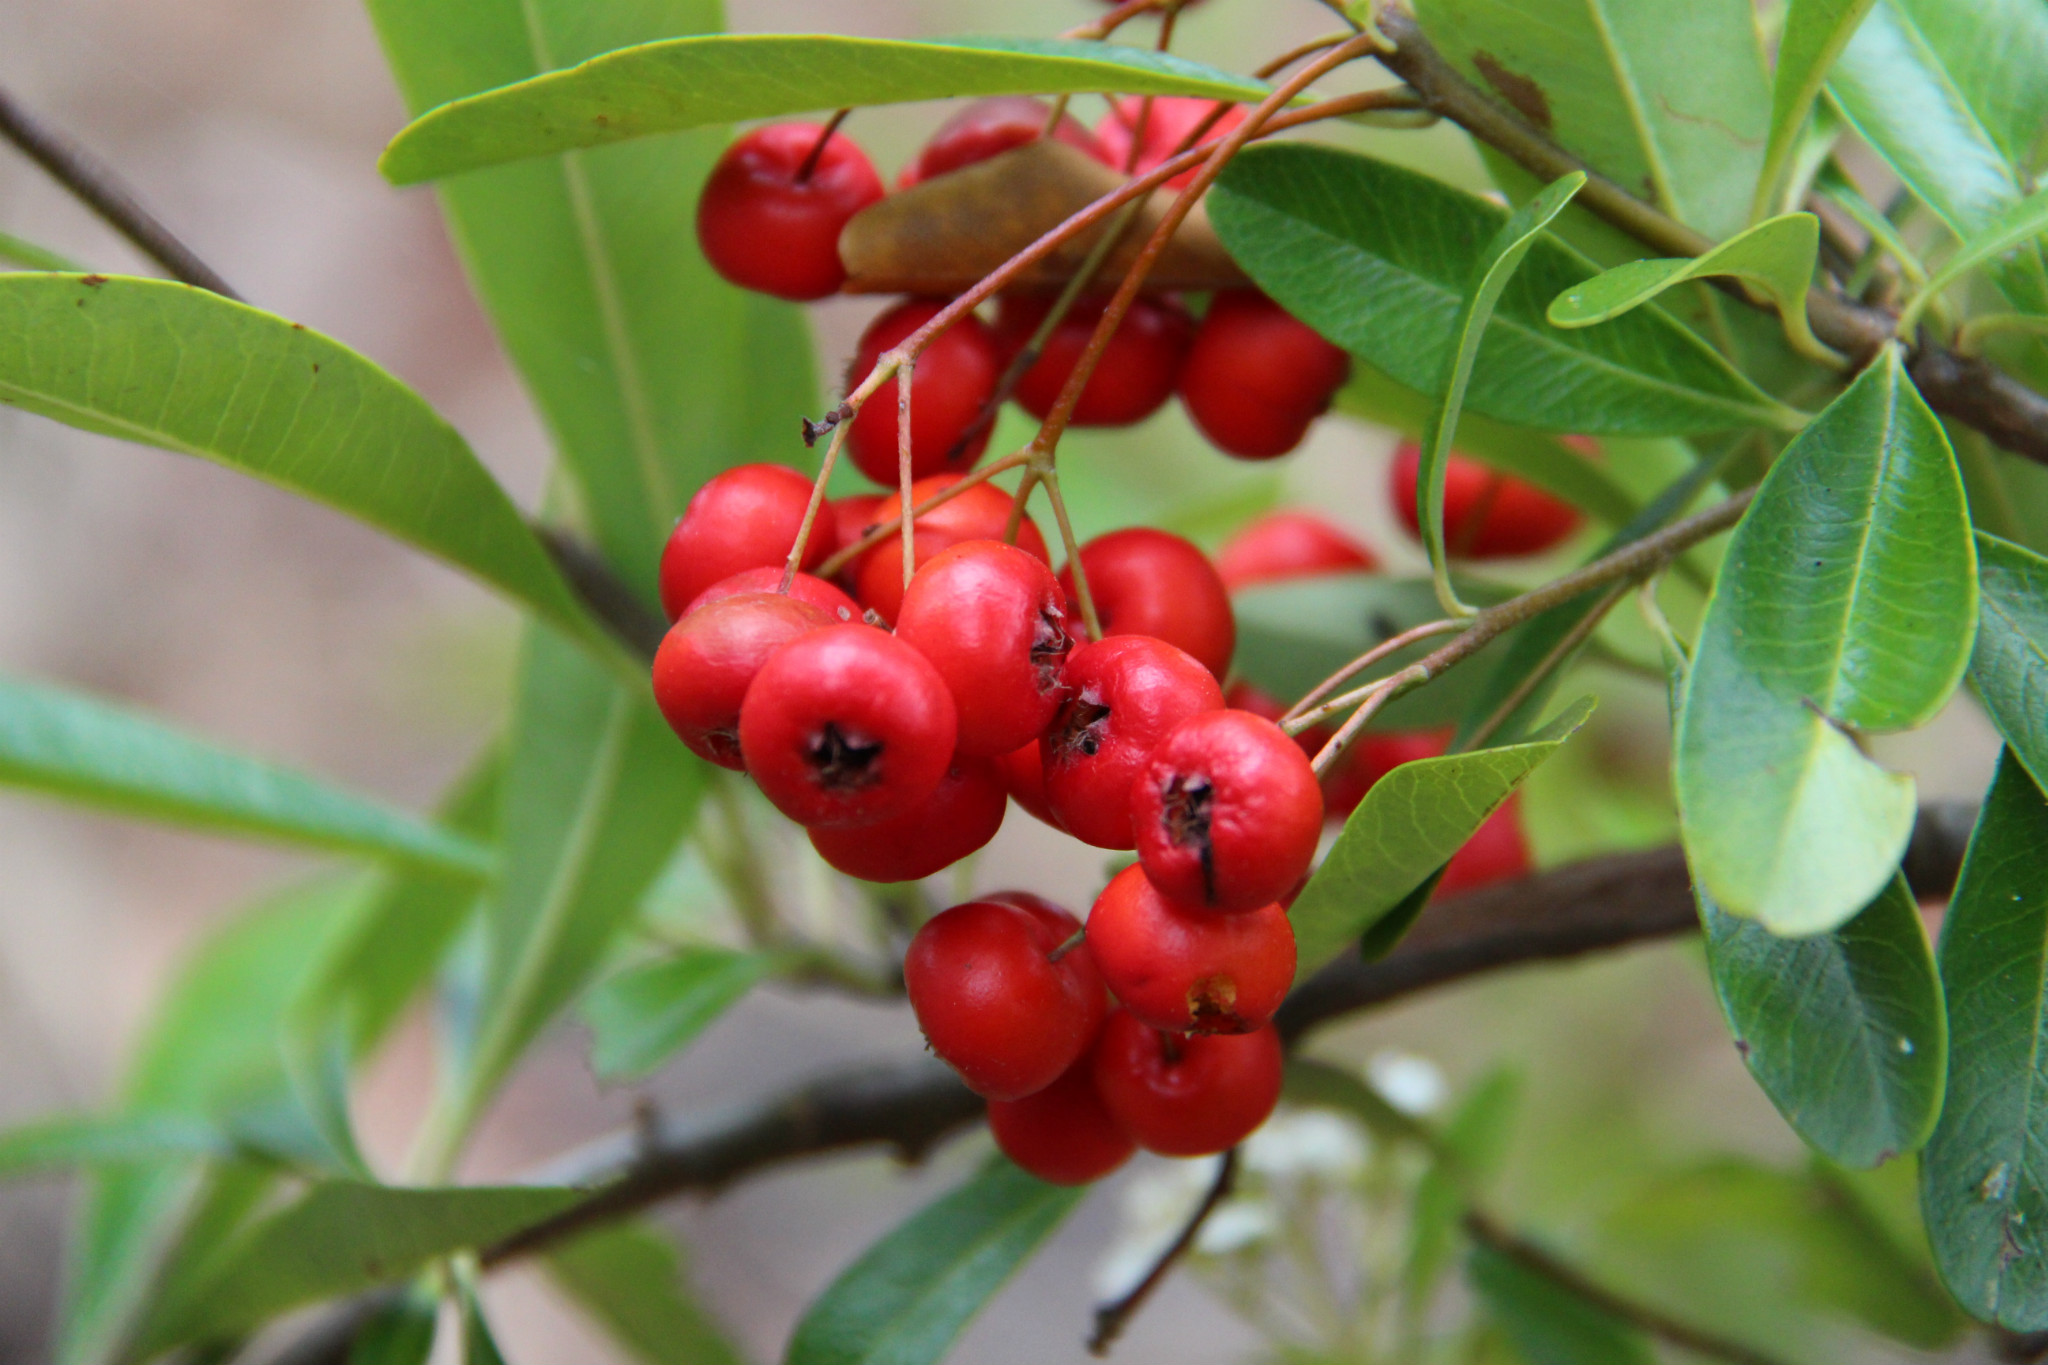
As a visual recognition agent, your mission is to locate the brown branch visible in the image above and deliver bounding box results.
[531,523,667,663]
[1088,1149,1238,1355]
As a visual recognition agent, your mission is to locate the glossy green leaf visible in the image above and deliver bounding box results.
[0,1113,230,1178]
[1290,698,1594,980]
[0,274,607,656]
[1209,146,1796,436]
[1701,874,1945,1167]
[1675,349,1975,933]
[1890,0,2048,171]
[1972,532,2048,788]
[547,1224,747,1365]
[1409,1070,1520,1311]
[585,948,776,1081]
[1420,172,1585,615]
[0,230,84,272]
[785,1159,1083,1365]
[1922,751,2048,1329]
[347,1290,439,1365]
[383,35,1267,184]
[1547,213,1830,361]
[1469,1244,1652,1365]
[1756,0,1879,219]
[1900,184,2048,336]
[0,672,489,875]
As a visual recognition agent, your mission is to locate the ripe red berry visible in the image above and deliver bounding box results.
[988,1058,1135,1185]
[1085,865,1295,1034]
[1215,512,1378,592]
[1042,635,1223,849]
[845,300,1005,485]
[696,122,883,301]
[992,739,1061,828]
[1177,292,1351,459]
[1131,709,1323,912]
[827,494,886,590]
[1091,1010,1283,1157]
[1390,443,1582,559]
[738,624,957,828]
[1094,96,1245,189]
[651,593,830,770]
[809,759,1007,882]
[682,567,860,622]
[895,540,1072,757]
[904,897,1106,1101]
[1440,794,1532,893]
[659,464,830,621]
[854,475,1050,625]
[900,97,1106,187]
[1060,527,1235,679]
[1001,293,1192,427]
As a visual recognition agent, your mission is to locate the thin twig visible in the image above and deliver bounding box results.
[1089,1150,1239,1355]
[1458,579,1630,751]
[814,449,1031,581]
[794,109,852,184]
[1281,617,1467,725]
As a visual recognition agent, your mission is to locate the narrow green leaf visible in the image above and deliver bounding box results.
[1701,874,1945,1167]
[1290,698,1595,980]
[460,1281,510,1365]
[0,229,85,272]
[1922,751,2048,1329]
[584,948,776,1081]
[1882,0,2048,172]
[0,673,490,875]
[1469,1244,1652,1365]
[785,1160,1083,1365]
[1409,1070,1520,1311]
[1900,184,2048,336]
[1972,532,2048,790]
[1209,146,1797,436]
[347,1290,438,1365]
[547,1224,747,1365]
[1755,0,1879,220]
[0,1113,231,1178]
[1421,172,1585,616]
[1675,349,1975,933]
[382,35,1267,184]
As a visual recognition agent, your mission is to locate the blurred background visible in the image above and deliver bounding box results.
[0,0,2005,1360]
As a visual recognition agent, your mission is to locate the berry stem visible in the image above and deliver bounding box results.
[780,412,853,593]
[1281,617,1468,728]
[1002,468,1039,546]
[898,352,917,591]
[1062,0,1172,41]
[813,448,1032,580]
[1037,464,1104,640]
[1045,926,1086,962]
[794,108,851,185]
[1309,665,1426,777]
[1457,579,1629,752]
[1088,1149,1238,1355]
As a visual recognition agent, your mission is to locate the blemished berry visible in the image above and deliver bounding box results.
[895,540,1072,757]
[1091,1009,1283,1157]
[696,122,883,301]
[1440,794,1533,893]
[1042,635,1224,849]
[900,97,1105,188]
[845,300,1005,485]
[659,464,831,622]
[1177,292,1351,459]
[652,593,831,770]
[1215,511,1378,592]
[1390,442,1583,559]
[738,624,957,828]
[682,567,860,622]
[988,1058,1135,1185]
[854,475,1050,625]
[1060,527,1235,679]
[1094,96,1244,189]
[1001,293,1192,427]
[992,739,1061,828]
[904,897,1107,1101]
[1131,709,1323,911]
[809,760,1007,882]
[1084,865,1295,1034]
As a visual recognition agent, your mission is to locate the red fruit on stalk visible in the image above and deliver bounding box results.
[1085,865,1295,1035]
[682,567,860,622]
[1060,527,1235,679]
[658,464,831,621]
[904,897,1106,1101]
[738,624,956,828]
[1390,442,1582,559]
[1092,1010,1283,1157]
[1440,794,1533,893]
[854,475,1050,625]
[1216,511,1378,591]
[896,540,1072,757]
[992,739,1061,828]
[900,96,1106,187]
[826,494,886,589]
[1178,291,1352,459]
[651,594,830,770]
[1000,293,1192,427]
[695,122,883,301]
[1094,96,1246,190]
[845,299,1005,485]
[809,760,1007,882]
[988,1058,1135,1185]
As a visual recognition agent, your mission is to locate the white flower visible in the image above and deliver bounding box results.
[1195,1198,1280,1255]
[1367,1050,1446,1116]
[1242,1108,1369,1180]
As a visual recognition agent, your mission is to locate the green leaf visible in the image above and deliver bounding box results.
[0,672,490,875]
[347,1290,439,1365]
[0,229,85,272]
[0,274,607,657]
[459,1282,510,1365]
[1755,0,1880,219]
[0,1113,231,1178]
[1922,751,2048,1329]
[1420,172,1585,615]
[382,35,1268,184]
[1675,348,1975,933]
[1469,1244,1652,1365]
[1972,532,2048,788]
[1900,184,2048,336]
[785,1159,1084,1365]
[1209,146,1797,437]
[584,948,777,1081]
[1884,0,2048,172]
[1546,213,1831,362]
[1701,873,1945,1167]
[1290,698,1595,980]
[1409,1070,1521,1311]
[547,1224,747,1365]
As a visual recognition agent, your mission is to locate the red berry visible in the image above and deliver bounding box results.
[659,464,829,622]
[738,624,957,828]
[1178,292,1351,459]
[988,1058,1135,1185]
[1094,96,1245,189]
[651,593,830,770]
[1042,635,1224,849]
[682,567,860,622]
[1085,865,1295,1034]
[1440,794,1532,892]
[1091,1010,1283,1157]
[1226,682,1321,758]
[1001,293,1192,427]
[1216,512,1378,591]
[992,739,1061,828]
[845,300,1004,485]
[1390,443,1582,559]
[1060,528,1235,680]
[827,494,886,590]
[901,97,1106,187]
[696,122,883,301]
[809,759,1007,882]
[854,475,1050,625]
[896,540,1073,757]
[1131,709,1323,911]
[904,898,1106,1101]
